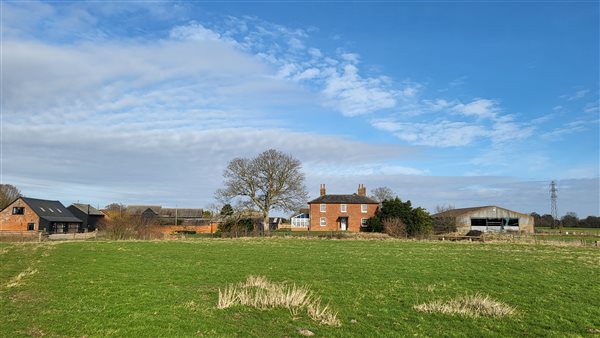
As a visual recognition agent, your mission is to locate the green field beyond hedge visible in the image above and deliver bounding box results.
[1,239,599,337]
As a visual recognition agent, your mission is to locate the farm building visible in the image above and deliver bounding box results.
[304,184,379,232]
[68,203,105,232]
[0,197,83,234]
[432,206,534,234]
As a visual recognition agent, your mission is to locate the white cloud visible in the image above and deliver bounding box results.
[372,98,533,148]
[452,98,499,119]
[169,22,222,41]
[294,68,321,81]
[561,89,590,101]
[371,119,485,147]
[322,64,397,116]
[584,102,599,113]
[541,119,597,139]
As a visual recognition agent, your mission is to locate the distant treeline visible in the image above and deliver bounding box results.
[531,213,600,228]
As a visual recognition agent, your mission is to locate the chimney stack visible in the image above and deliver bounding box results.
[320,184,326,196]
[357,184,366,196]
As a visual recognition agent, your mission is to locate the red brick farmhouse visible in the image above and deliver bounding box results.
[306,184,379,232]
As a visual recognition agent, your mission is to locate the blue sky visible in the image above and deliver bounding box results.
[1,1,599,217]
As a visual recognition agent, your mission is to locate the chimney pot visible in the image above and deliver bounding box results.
[320,184,326,196]
[358,184,366,196]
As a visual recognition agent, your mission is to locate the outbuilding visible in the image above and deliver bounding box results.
[0,197,83,234]
[432,206,534,234]
[68,203,106,232]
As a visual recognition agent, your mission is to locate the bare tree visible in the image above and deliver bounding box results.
[370,186,395,203]
[105,203,126,213]
[432,204,456,234]
[216,149,308,234]
[0,184,21,210]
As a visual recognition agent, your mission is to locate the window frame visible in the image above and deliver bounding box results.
[340,204,347,213]
[12,207,24,215]
[361,204,368,213]
[320,204,326,212]
[361,218,368,227]
[27,223,35,231]
[320,217,326,227]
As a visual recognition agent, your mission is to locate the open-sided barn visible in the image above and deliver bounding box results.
[432,206,534,234]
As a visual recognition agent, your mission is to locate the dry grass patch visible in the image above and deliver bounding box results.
[5,268,38,288]
[217,275,340,326]
[414,293,516,318]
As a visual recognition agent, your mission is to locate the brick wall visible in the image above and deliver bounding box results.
[158,223,218,234]
[0,198,40,232]
[309,203,377,232]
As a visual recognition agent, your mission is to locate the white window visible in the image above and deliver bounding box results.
[57,208,62,213]
[361,204,368,213]
[361,218,368,227]
[320,217,326,226]
[340,204,347,212]
[320,204,326,212]
[40,207,46,212]
[48,208,54,213]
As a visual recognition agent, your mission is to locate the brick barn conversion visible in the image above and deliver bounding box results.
[432,206,534,234]
[291,184,378,232]
[0,197,83,234]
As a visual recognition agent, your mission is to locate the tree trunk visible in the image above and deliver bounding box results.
[263,213,270,235]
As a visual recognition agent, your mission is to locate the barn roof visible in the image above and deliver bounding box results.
[126,205,161,215]
[432,206,529,218]
[69,203,105,216]
[21,197,83,223]
[160,208,203,218]
[308,194,379,204]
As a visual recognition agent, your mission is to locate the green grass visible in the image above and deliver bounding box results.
[1,239,599,337]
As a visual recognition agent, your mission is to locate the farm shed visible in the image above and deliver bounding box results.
[432,206,534,234]
[68,203,105,232]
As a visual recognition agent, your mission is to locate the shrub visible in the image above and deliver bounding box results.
[99,211,162,240]
[218,217,256,237]
[369,198,432,238]
[364,217,383,232]
[382,218,406,238]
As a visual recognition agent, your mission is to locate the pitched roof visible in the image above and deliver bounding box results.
[69,203,105,216]
[308,194,379,204]
[432,206,529,218]
[125,205,161,215]
[21,197,83,223]
[160,208,204,218]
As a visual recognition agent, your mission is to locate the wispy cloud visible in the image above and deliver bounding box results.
[371,98,533,148]
[561,89,590,101]
[541,119,598,139]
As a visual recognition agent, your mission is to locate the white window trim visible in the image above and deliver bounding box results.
[320,204,326,212]
[320,217,326,227]
[340,204,347,212]
[361,204,368,213]
[361,218,368,227]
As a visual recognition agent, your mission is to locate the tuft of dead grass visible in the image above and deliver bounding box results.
[6,268,38,288]
[414,293,516,318]
[217,275,340,326]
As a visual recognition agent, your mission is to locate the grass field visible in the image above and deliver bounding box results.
[1,239,599,337]
[536,227,600,234]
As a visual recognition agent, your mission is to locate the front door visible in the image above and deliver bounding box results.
[340,217,348,231]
